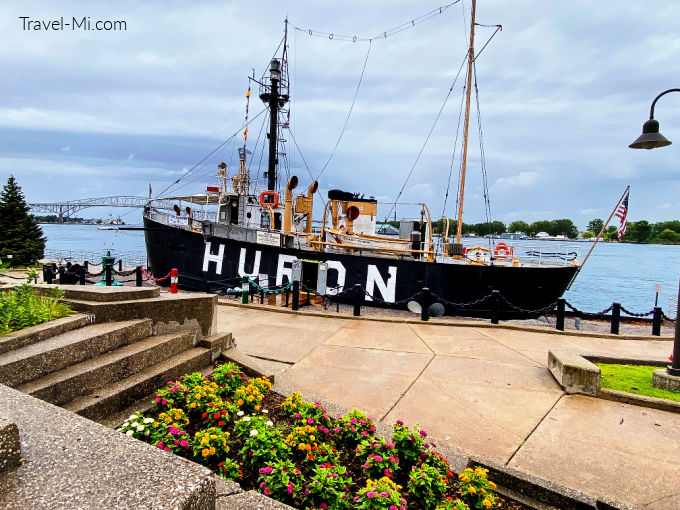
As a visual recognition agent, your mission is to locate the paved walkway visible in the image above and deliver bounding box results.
[217,303,680,509]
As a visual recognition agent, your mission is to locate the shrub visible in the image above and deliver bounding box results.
[355,437,400,479]
[458,467,497,509]
[193,427,231,461]
[408,463,451,509]
[335,409,377,447]
[353,476,407,510]
[118,412,154,440]
[257,459,305,505]
[392,420,429,469]
[212,361,248,397]
[0,284,72,334]
[305,463,353,510]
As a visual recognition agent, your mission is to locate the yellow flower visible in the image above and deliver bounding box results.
[201,448,210,457]
[482,499,492,508]
[254,404,261,411]
[488,481,496,489]
[237,399,244,406]
[468,487,477,495]
[190,403,197,409]
[309,435,316,442]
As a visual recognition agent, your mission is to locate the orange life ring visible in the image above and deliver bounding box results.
[493,242,513,258]
[259,191,279,208]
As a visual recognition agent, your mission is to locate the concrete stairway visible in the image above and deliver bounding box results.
[1,286,233,425]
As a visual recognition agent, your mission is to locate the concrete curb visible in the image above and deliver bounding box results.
[217,299,672,342]
[0,417,21,474]
[548,351,680,415]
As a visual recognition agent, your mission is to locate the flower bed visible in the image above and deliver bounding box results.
[0,282,72,334]
[118,362,526,509]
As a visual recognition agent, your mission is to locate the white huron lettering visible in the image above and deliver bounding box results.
[325,260,346,295]
[238,248,261,277]
[365,265,397,303]
[276,254,298,286]
[202,242,225,274]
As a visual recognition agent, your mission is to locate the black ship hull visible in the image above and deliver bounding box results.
[144,217,578,318]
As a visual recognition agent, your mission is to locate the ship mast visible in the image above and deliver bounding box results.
[260,20,290,192]
[455,0,476,244]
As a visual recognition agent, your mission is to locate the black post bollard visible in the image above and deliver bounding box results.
[421,287,430,321]
[285,287,290,307]
[136,266,142,287]
[669,280,680,376]
[260,289,264,304]
[652,306,662,336]
[292,280,300,311]
[43,264,53,284]
[105,263,112,287]
[556,298,566,331]
[353,284,363,317]
[491,290,500,325]
[118,260,123,272]
[79,267,85,285]
[610,302,621,335]
[84,260,89,273]
[206,280,211,293]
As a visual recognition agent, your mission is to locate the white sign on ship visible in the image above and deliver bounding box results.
[256,231,281,247]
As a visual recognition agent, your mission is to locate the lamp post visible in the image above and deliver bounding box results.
[630,88,680,376]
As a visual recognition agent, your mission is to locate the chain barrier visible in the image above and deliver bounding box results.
[113,268,138,277]
[496,293,558,316]
[247,277,291,295]
[87,261,102,267]
[141,268,172,283]
[662,312,676,323]
[619,305,655,318]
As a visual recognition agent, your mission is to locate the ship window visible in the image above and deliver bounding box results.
[260,211,270,228]
[220,208,228,221]
[274,213,282,230]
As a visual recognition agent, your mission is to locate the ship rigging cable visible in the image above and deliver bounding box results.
[473,62,493,231]
[292,1,461,43]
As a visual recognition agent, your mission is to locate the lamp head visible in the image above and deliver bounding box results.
[629,119,672,149]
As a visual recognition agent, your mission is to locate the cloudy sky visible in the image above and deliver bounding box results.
[1,0,679,228]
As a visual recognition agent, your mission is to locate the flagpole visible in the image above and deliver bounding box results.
[566,185,630,291]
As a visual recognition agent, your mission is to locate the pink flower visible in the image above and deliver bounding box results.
[155,396,161,403]
[180,440,189,448]
[264,488,270,496]
[320,504,328,510]
[353,496,359,503]
[360,420,366,425]
[334,427,340,433]
[384,468,392,477]
[361,431,368,436]
[396,420,403,425]
[366,491,375,499]
[169,387,176,393]
[419,430,427,438]
[390,506,398,510]
[259,466,273,475]
[364,462,371,469]
[350,418,357,425]
[156,441,165,449]
[295,413,301,419]
[161,399,167,406]
[307,418,314,425]
[380,492,389,498]
[370,425,376,432]
[164,447,170,452]
[287,483,293,495]
[374,455,383,462]
[259,482,266,489]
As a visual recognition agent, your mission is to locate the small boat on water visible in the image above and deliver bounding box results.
[143,2,580,317]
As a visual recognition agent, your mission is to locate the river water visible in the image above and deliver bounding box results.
[40,224,680,316]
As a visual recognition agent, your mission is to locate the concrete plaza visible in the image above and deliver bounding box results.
[217,303,680,509]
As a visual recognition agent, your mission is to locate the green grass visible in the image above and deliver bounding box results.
[0,284,73,335]
[596,363,680,402]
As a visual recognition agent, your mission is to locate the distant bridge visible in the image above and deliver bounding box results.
[28,196,176,221]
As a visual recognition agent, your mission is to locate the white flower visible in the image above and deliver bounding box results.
[136,425,145,432]
[143,417,154,424]
[242,416,251,422]
[122,422,129,428]
[144,430,150,436]
[266,421,273,427]
[262,409,269,414]
[128,414,137,421]
[249,429,258,438]
[237,411,244,417]
[125,430,134,436]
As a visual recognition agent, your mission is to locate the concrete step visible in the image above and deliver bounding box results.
[64,347,212,423]
[0,314,91,356]
[17,331,196,406]
[0,320,153,387]
[100,364,217,429]
[33,284,160,302]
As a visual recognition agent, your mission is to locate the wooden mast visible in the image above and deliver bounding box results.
[455,0,477,244]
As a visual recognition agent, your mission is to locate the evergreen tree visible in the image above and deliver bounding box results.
[0,176,45,266]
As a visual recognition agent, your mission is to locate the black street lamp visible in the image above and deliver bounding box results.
[629,88,680,149]
[629,88,680,376]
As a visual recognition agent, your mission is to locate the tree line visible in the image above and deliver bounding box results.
[386,217,680,243]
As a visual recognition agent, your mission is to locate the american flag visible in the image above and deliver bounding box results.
[615,190,629,241]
